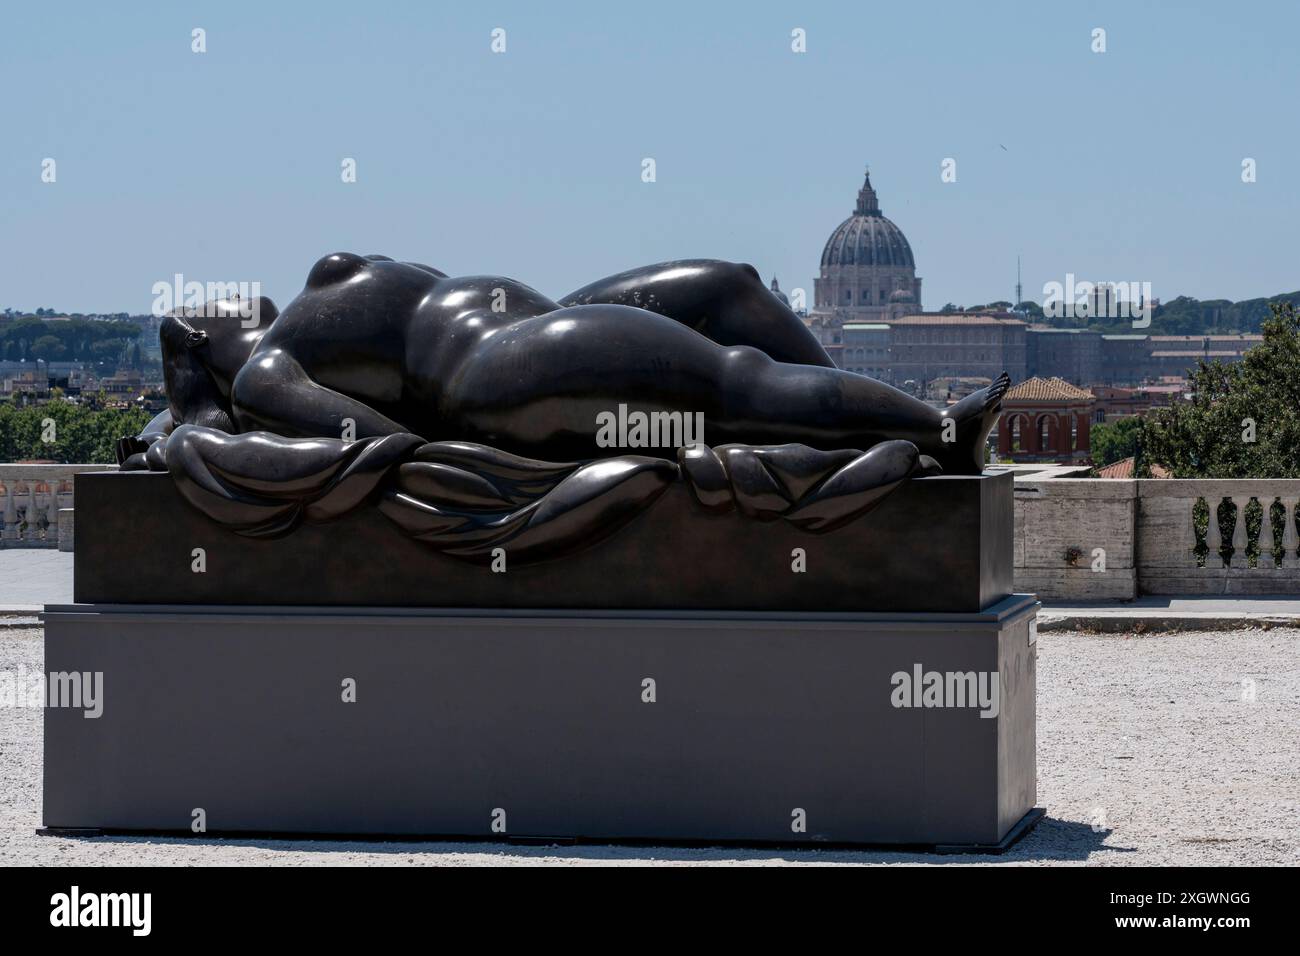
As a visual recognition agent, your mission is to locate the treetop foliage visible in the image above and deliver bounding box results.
[1143,302,1300,478]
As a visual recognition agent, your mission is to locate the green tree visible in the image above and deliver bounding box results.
[32,334,66,361]
[1144,302,1300,478]
[1090,416,1146,468]
[0,402,150,463]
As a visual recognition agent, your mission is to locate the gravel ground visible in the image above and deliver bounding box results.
[2,625,1296,866]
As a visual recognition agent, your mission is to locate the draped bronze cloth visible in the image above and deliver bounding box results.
[140,425,926,565]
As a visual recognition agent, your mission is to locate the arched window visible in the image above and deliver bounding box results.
[1038,415,1053,452]
[1010,415,1024,452]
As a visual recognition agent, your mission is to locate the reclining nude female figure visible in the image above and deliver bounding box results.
[131,253,1009,557]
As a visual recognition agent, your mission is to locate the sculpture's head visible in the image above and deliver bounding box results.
[159,297,276,432]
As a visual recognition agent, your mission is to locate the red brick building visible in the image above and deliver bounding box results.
[998,377,1095,462]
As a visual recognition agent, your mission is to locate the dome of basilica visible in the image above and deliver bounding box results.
[819,170,916,270]
[812,168,922,319]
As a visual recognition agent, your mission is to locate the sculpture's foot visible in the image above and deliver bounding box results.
[932,371,1010,475]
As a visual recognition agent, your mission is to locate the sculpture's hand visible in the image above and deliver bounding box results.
[115,435,150,468]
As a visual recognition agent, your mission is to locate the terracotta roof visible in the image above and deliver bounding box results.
[1095,458,1135,478]
[1095,457,1171,479]
[1004,376,1094,402]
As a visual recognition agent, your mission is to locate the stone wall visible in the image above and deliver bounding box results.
[1014,478,1137,600]
[1014,474,1300,600]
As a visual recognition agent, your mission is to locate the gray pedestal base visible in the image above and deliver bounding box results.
[43,596,1038,848]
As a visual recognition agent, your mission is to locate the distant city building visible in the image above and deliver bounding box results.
[768,276,790,308]
[46,361,86,395]
[839,322,891,379]
[0,360,41,378]
[1025,330,1262,387]
[926,376,992,403]
[888,313,1028,387]
[0,366,50,401]
[1090,384,1183,424]
[0,360,72,400]
[99,369,144,401]
[997,376,1095,463]
[138,388,170,414]
[1097,334,1261,385]
[1026,327,1102,384]
[798,166,1264,391]
[1081,282,1154,321]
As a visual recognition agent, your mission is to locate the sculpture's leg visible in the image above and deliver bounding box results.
[714,350,1009,475]
[450,305,1008,474]
[230,350,412,439]
[560,259,835,368]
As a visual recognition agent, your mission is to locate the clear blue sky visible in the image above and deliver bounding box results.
[2,0,1296,314]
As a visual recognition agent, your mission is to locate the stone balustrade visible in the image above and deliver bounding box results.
[0,465,116,550]
[1014,474,1300,599]
[1139,480,1300,594]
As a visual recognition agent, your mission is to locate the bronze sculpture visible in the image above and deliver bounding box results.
[120,254,1009,562]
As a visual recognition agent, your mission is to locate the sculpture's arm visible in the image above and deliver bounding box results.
[230,349,412,440]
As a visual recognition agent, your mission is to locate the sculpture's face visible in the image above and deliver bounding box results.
[160,297,276,432]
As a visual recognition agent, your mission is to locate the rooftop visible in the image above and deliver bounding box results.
[1150,335,1262,342]
[1004,376,1094,402]
[1151,350,1241,358]
[892,314,1025,327]
[1094,456,1171,479]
